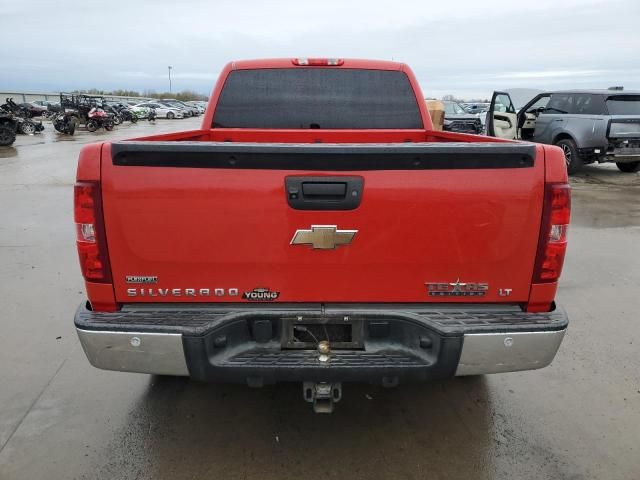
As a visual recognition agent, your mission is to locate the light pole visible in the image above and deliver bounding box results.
[168,66,172,93]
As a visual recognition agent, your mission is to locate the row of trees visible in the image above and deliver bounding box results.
[73,88,208,101]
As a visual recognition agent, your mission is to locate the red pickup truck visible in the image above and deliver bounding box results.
[74,58,570,412]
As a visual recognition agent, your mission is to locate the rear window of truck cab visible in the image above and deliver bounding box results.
[212,68,423,129]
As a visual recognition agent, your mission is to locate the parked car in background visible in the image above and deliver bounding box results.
[159,100,194,117]
[185,101,206,114]
[462,103,490,114]
[193,100,209,111]
[38,101,62,118]
[176,100,200,116]
[32,100,60,109]
[1,99,45,134]
[164,101,192,117]
[133,102,184,119]
[486,89,640,173]
[18,102,48,117]
[170,99,201,116]
[130,104,150,119]
[442,100,483,134]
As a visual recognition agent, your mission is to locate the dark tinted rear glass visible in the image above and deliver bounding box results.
[212,68,423,129]
[606,95,640,115]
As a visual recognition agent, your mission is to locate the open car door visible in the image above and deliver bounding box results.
[486,91,518,140]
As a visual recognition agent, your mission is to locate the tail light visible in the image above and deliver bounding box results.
[74,181,112,282]
[292,58,344,66]
[533,183,571,283]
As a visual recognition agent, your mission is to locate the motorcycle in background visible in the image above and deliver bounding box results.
[53,111,78,135]
[113,104,138,123]
[43,103,62,120]
[86,106,114,132]
[104,104,122,125]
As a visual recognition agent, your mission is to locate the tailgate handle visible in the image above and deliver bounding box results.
[286,176,363,210]
[302,182,347,198]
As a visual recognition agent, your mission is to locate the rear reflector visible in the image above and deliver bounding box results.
[292,58,344,66]
[533,183,571,283]
[74,182,112,282]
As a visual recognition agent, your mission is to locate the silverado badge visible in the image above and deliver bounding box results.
[290,225,357,250]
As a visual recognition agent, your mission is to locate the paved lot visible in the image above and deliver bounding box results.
[0,119,638,479]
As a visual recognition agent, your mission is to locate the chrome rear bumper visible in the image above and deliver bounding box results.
[76,329,189,376]
[75,303,568,380]
[76,327,566,377]
[455,329,566,375]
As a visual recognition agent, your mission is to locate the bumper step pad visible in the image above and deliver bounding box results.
[227,350,425,367]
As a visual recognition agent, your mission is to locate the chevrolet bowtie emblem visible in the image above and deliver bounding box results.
[290,225,357,250]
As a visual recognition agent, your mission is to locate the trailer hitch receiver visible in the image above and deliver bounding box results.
[303,382,342,413]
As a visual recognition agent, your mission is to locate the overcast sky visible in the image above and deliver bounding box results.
[1,0,638,100]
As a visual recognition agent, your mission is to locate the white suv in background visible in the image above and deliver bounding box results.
[133,102,184,119]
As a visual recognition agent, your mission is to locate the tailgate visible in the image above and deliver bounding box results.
[101,141,544,304]
[608,116,640,139]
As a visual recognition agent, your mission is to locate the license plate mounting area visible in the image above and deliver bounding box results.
[282,317,364,349]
